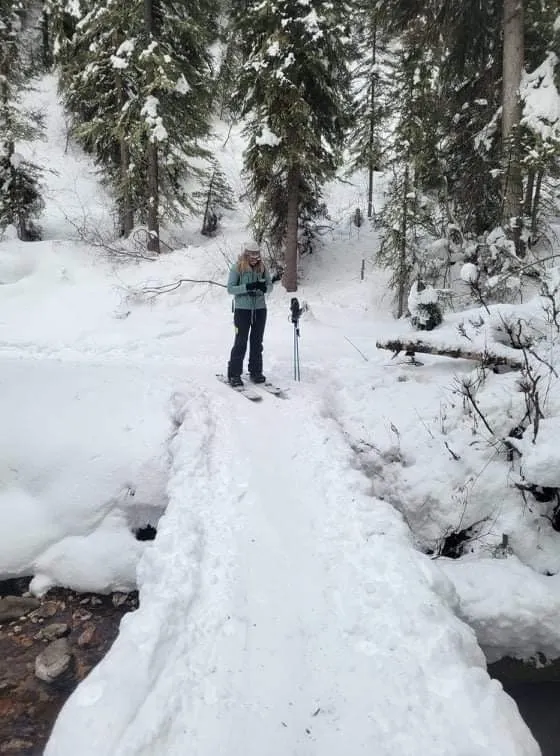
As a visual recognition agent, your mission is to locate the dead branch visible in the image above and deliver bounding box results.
[444,441,461,460]
[139,278,227,297]
[525,345,559,379]
[376,338,524,369]
[63,212,159,261]
[459,377,496,437]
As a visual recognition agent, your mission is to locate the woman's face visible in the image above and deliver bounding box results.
[247,252,261,267]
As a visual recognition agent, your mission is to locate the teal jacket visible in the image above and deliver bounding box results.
[227,264,272,310]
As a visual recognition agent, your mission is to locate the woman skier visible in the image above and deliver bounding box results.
[226,241,272,387]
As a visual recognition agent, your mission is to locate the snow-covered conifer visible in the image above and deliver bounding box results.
[194,160,236,236]
[0,0,44,240]
[235,0,353,291]
[49,0,219,247]
[213,14,242,122]
[347,5,393,219]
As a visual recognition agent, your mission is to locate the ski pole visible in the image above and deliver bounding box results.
[293,323,300,381]
[290,297,302,381]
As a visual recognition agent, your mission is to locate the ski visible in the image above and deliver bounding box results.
[216,374,262,401]
[244,376,288,398]
[256,381,288,398]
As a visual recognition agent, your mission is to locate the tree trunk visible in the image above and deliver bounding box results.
[119,137,134,236]
[376,338,524,369]
[114,33,134,237]
[501,0,524,255]
[283,166,299,292]
[146,140,160,253]
[41,10,51,68]
[396,164,409,318]
[530,168,543,238]
[144,0,160,253]
[367,21,377,219]
[202,167,216,234]
[523,167,534,218]
[144,0,161,34]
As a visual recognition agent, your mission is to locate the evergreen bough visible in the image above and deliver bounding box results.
[0,1,44,240]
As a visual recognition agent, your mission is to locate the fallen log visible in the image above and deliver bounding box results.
[376,338,524,369]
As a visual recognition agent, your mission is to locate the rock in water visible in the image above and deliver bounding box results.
[0,596,40,623]
[35,638,72,682]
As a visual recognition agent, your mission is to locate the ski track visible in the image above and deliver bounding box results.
[122,385,388,756]
[194,394,404,756]
[46,377,388,755]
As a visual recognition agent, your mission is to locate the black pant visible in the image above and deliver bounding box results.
[228,308,267,378]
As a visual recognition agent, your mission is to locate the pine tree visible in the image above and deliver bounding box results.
[501,0,524,254]
[0,0,44,240]
[348,3,393,219]
[213,13,242,121]
[431,1,503,235]
[520,2,560,239]
[375,0,558,312]
[235,0,353,291]
[194,160,236,235]
[435,0,557,253]
[376,16,451,316]
[49,0,219,248]
[413,0,557,243]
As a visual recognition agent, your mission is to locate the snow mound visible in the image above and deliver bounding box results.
[441,555,560,662]
[30,511,144,596]
[517,417,560,487]
[0,359,174,592]
[460,262,479,284]
[0,486,61,575]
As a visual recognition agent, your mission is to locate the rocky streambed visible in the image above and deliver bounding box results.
[0,579,138,755]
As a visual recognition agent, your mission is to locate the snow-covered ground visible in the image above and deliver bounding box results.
[3,74,560,754]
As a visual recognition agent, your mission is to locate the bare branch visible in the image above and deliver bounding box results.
[444,441,461,461]
[459,377,497,438]
[139,278,227,298]
[62,212,160,261]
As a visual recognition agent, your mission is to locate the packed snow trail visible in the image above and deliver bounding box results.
[45,378,538,756]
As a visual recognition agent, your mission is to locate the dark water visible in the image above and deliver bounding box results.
[503,682,560,756]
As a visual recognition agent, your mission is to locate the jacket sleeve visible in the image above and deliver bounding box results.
[227,266,247,295]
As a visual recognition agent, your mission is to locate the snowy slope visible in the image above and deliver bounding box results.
[0,74,548,755]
